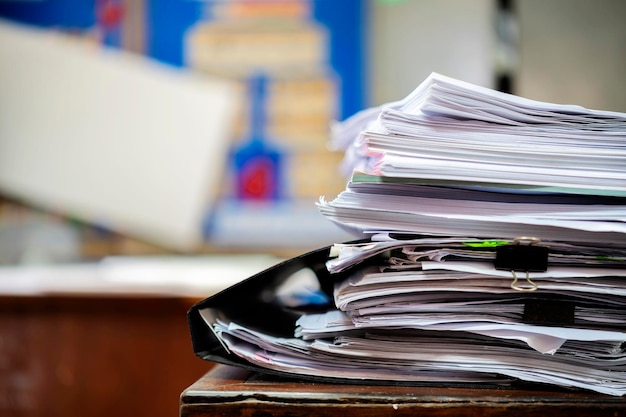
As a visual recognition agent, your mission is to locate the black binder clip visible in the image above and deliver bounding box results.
[494,237,548,292]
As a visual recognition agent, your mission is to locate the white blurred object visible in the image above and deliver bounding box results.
[0,220,81,265]
[0,19,240,251]
[0,254,281,297]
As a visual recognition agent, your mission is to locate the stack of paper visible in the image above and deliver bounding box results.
[206,234,626,395]
[195,73,626,396]
[329,72,626,189]
[319,72,626,245]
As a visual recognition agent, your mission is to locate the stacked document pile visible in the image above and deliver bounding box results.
[194,73,626,396]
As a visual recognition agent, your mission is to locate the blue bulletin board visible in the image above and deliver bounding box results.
[0,0,368,121]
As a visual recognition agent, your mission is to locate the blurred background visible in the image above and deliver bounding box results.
[1,0,625,261]
[0,0,624,416]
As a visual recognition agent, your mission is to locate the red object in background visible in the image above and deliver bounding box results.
[97,0,124,29]
[238,156,276,200]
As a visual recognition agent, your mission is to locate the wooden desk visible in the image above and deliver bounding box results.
[180,364,626,417]
[0,294,213,417]
[0,254,279,417]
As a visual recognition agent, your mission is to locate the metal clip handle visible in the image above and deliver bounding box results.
[513,236,542,246]
[510,270,538,292]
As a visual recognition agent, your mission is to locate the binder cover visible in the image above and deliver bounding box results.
[186,239,572,389]
[186,239,499,388]
[188,241,361,381]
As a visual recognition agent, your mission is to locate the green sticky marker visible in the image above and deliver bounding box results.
[596,256,625,262]
[463,240,510,248]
